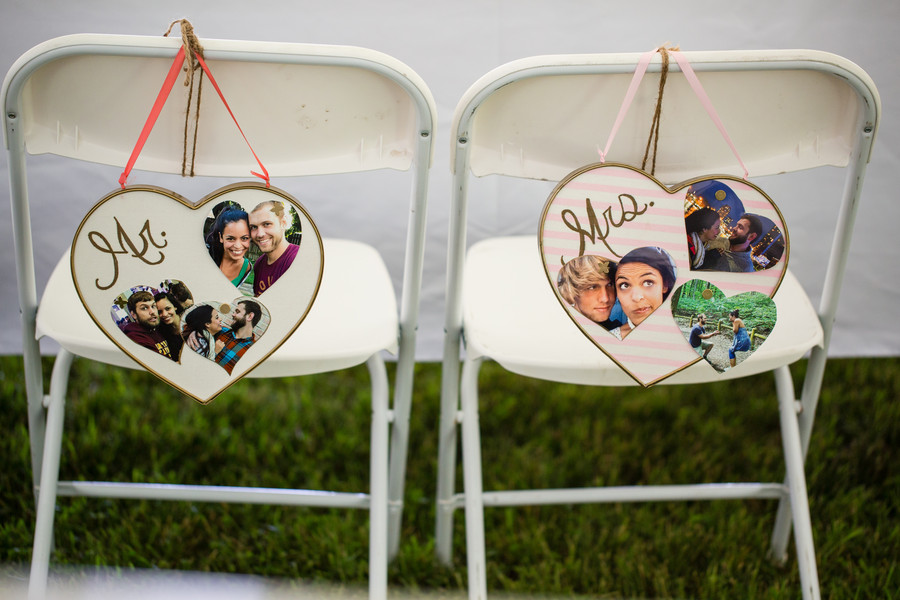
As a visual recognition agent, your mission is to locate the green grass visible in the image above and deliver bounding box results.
[1,356,898,598]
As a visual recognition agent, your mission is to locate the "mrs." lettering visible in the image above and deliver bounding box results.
[560,194,652,259]
[88,218,167,290]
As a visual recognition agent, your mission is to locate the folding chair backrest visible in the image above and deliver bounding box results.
[6,34,434,176]
[445,49,880,392]
[451,50,877,183]
[6,33,436,406]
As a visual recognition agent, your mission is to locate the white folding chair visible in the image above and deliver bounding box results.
[3,34,436,599]
[436,50,879,599]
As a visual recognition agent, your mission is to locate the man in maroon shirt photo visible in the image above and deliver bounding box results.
[121,290,175,360]
[249,200,299,296]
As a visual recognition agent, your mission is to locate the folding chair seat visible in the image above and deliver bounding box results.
[461,236,822,386]
[40,240,399,376]
[436,50,879,600]
[4,33,436,600]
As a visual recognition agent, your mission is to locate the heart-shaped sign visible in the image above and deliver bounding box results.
[670,281,777,373]
[539,163,788,386]
[72,183,323,403]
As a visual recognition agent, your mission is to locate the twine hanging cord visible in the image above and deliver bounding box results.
[641,45,678,176]
[118,20,270,188]
[596,45,749,180]
[164,19,205,177]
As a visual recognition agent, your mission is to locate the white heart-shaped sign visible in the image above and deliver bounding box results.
[72,183,323,403]
[540,163,788,386]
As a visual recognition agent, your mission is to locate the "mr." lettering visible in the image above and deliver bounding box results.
[88,218,167,290]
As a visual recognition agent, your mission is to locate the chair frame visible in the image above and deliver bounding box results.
[4,34,436,600]
[436,50,879,600]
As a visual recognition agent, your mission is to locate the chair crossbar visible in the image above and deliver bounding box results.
[51,481,372,509]
[445,482,788,510]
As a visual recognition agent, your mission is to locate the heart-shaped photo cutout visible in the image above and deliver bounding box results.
[539,163,788,386]
[201,200,304,296]
[671,281,777,373]
[557,247,678,340]
[72,183,323,404]
[684,180,786,273]
[111,286,271,375]
[181,299,270,374]
[111,281,193,364]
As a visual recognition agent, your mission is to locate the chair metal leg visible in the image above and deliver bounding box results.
[387,341,413,560]
[775,366,821,600]
[25,347,46,503]
[28,349,74,600]
[770,351,827,562]
[437,157,470,566]
[460,356,487,600]
[769,366,797,563]
[389,140,432,562]
[9,134,48,506]
[367,354,390,600]
[436,335,463,564]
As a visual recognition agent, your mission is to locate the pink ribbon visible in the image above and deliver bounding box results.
[598,47,749,179]
[597,48,656,164]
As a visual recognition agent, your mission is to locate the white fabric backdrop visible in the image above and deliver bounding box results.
[1,0,897,359]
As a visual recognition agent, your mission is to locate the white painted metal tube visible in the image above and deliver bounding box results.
[367,353,390,600]
[461,356,488,600]
[769,366,797,563]
[435,135,473,565]
[776,366,821,600]
[478,482,788,507]
[28,349,74,600]
[443,483,788,511]
[53,481,371,508]
[5,104,46,502]
[772,95,876,564]
[801,108,875,440]
[388,129,434,561]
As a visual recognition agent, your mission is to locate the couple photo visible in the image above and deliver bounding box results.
[203,199,303,296]
[683,180,786,273]
[180,298,269,375]
[111,280,196,364]
[670,281,777,373]
[112,279,270,375]
[557,246,677,340]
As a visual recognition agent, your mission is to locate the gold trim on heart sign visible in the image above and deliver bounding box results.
[539,163,788,386]
[71,182,324,404]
